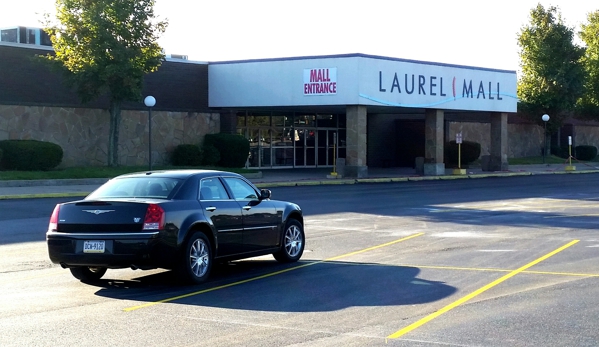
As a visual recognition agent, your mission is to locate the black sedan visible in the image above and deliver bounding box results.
[46,170,305,284]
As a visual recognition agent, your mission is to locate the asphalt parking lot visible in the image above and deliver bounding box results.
[1,175,598,346]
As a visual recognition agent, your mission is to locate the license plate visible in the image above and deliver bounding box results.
[83,240,105,253]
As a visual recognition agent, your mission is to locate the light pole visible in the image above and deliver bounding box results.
[144,96,156,171]
[542,114,550,164]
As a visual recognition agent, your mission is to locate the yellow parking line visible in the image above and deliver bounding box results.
[386,240,579,340]
[400,264,599,278]
[124,232,424,312]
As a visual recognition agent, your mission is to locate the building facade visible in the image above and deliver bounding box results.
[2,41,597,175]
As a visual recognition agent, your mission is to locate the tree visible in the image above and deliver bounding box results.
[42,0,167,166]
[517,4,585,132]
[577,10,599,119]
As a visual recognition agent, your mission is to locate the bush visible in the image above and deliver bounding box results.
[0,140,63,171]
[575,145,597,161]
[551,146,569,159]
[445,140,481,166]
[201,144,221,166]
[203,133,250,168]
[0,148,2,164]
[171,144,202,166]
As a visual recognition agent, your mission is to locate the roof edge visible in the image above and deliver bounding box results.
[208,53,517,74]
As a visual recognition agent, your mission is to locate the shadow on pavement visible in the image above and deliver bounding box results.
[92,260,457,312]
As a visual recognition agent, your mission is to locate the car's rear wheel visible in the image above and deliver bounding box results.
[273,219,304,263]
[69,266,107,281]
[178,232,212,284]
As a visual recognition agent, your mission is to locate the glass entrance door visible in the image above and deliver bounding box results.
[294,128,316,167]
[317,130,338,166]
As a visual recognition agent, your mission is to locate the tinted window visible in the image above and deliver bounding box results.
[87,177,181,199]
[199,178,229,201]
[222,177,258,200]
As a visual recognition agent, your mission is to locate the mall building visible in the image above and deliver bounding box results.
[1,29,571,177]
[210,54,517,177]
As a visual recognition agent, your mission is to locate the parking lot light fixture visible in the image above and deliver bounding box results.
[542,114,550,164]
[144,96,156,171]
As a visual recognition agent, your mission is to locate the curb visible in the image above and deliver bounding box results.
[1,169,599,200]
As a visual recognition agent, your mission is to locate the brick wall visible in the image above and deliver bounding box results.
[0,104,219,167]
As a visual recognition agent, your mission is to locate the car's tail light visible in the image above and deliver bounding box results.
[49,205,60,231]
[143,204,165,230]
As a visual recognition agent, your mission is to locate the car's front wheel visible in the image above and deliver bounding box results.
[273,219,304,262]
[178,232,213,284]
[69,266,107,282]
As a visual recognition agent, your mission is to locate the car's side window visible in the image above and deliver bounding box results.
[222,177,258,200]
[199,178,229,201]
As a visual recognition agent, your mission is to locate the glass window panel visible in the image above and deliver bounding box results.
[247,114,270,126]
[316,114,336,127]
[1,29,17,42]
[273,147,294,166]
[27,29,36,44]
[222,177,259,200]
[272,113,294,127]
[40,30,52,46]
[272,116,284,127]
[295,115,315,127]
[338,129,347,147]
[338,114,347,128]
[236,113,246,127]
[200,178,230,200]
[248,129,260,167]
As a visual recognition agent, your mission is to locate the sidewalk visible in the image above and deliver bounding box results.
[1,163,598,200]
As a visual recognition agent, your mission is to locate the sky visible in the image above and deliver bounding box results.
[1,0,597,71]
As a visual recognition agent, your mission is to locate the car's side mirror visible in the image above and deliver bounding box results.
[260,189,271,200]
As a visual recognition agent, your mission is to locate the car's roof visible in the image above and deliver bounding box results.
[113,169,241,180]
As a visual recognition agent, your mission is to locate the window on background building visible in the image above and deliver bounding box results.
[40,30,52,46]
[1,28,17,42]
[27,29,36,44]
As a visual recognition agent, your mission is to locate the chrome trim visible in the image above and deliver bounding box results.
[243,226,277,231]
[218,228,244,233]
[82,209,115,215]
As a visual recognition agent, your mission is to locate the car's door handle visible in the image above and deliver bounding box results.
[205,207,216,212]
[242,206,252,211]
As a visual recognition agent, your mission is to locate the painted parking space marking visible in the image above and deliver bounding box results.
[386,240,579,340]
[398,264,599,278]
[123,232,424,312]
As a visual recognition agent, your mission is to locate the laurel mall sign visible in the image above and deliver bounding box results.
[208,54,517,113]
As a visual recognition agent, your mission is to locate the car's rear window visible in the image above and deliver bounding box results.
[86,177,182,199]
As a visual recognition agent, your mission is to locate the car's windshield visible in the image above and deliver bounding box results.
[86,177,182,199]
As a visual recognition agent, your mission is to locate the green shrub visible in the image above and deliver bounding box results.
[171,144,202,166]
[201,144,221,166]
[445,140,481,166]
[0,140,63,171]
[203,133,250,168]
[551,146,569,159]
[0,148,3,164]
[575,145,597,161]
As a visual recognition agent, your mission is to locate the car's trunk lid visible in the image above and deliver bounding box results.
[56,200,155,233]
